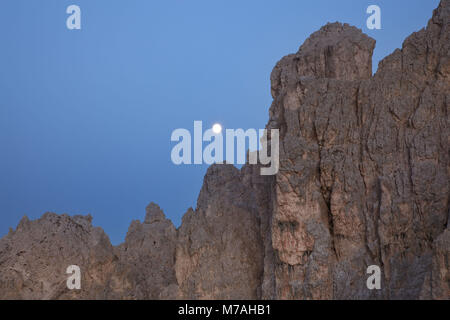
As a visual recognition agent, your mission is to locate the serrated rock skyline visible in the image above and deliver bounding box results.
[1,0,448,300]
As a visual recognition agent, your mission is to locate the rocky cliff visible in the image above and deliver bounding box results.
[1,0,448,300]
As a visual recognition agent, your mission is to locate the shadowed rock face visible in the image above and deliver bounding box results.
[0,213,116,299]
[0,0,448,300]
[266,0,449,300]
[175,164,268,299]
[111,203,178,299]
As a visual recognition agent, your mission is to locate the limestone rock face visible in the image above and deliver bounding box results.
[175,164,269,299]
[419,225,450,300]
[270,22,375,100]
[112,203,178,299]
[0,0,448,300]
[0,213,116,299]
[266,0,449,299]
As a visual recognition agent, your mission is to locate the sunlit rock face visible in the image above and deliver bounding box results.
[0,0,448,300]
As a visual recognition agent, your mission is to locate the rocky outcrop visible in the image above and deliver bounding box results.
[266,0,449,299]
[175,164,268,299]
[0,213,116,299]
[111,203,178,299]
[0,0,448,300]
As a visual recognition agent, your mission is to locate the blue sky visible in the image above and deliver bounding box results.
[0,0,440,244]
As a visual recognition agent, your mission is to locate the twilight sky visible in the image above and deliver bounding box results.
[0,0,439,244]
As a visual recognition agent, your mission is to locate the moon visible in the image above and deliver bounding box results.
[212,123,222,134]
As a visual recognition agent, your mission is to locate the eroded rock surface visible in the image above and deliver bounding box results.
[0,213,116,299]
[266,0,449,299]
[175,164,269,299]
[0,0,448,300]
[112,203,178,299]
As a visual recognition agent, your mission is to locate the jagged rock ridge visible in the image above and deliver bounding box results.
[1,0,448,300]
